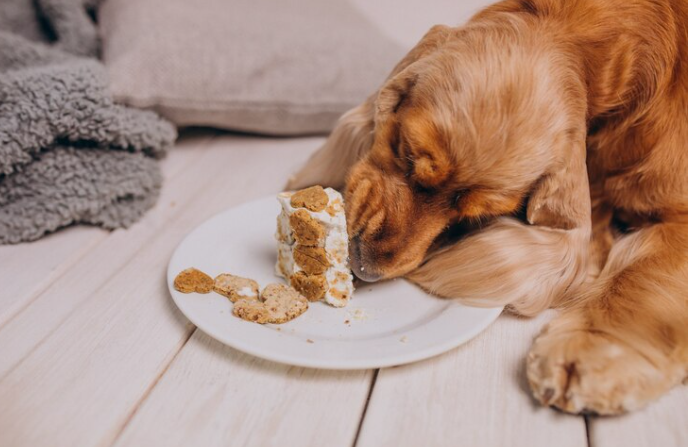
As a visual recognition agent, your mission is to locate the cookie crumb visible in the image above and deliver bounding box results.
[353,308,369,321]
[400,336,408,343]
[306,339,314,344]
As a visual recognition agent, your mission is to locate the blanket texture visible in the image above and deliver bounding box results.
[0,0,176,244]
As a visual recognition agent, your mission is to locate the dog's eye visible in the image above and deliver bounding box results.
[453,189,468,206]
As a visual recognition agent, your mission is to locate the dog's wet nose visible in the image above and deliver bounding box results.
[349,236,382,282]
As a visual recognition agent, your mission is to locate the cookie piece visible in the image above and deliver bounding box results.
[233,299,271,324]
[214,273,260,302]
[232,283,308,324]
[290,271,327,301]
[293,245,330,274]
[260,283,309,323]
[289,209,325,245]
[174,268,214,293]
[290,186,328,212]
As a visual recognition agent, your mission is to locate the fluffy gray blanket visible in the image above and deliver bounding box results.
[0,0,176,244]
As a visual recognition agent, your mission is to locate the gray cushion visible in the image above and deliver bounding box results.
[99,0,405,135]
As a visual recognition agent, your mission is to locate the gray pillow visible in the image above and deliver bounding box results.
[99,0,405,135]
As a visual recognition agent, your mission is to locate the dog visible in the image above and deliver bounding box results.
[287,0,688,415]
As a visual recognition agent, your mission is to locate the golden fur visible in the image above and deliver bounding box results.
[287,0,688,415]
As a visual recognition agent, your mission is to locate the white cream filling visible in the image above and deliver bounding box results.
[237,286,255,297]
[275,242,295,278]
[323,267,354,307]
[276,189,346,231]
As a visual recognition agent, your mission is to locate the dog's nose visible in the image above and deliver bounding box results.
[349,236,382,282]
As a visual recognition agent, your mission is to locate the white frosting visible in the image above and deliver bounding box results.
[276,189,346,231]
[324,267,354,307]
[237,286,255,297]
[275,241,296,277]
[275,188,354,307]
[275,212,294,245]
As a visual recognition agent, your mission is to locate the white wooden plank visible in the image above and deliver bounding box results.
[0,227,104,326]
[0,130,213,327]
[0,135,323,447]
[356,311,588,447]
[114,331,372,447]
[590,387,688,447]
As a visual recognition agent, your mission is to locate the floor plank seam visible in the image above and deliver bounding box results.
[352,368,380,447]
[107,327,198,447]
[0,247,141,383]
[585,415,592,447]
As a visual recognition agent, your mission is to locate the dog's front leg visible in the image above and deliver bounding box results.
[527,221,688,414]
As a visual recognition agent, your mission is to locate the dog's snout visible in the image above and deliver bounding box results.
[349,236,382,282]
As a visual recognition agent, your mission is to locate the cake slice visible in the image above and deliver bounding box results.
[275,186,354,307]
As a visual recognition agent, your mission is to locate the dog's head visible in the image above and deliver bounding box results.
[346,24,588,281]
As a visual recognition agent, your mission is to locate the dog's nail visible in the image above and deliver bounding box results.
[542,387,555,404]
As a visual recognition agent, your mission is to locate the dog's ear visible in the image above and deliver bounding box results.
[375,70,418,125]
[527,133,591,230]
[374,25,452,126]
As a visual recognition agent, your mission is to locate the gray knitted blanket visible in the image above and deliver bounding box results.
[0,0,177,244]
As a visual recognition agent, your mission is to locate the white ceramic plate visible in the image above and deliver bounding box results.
[168,195,502,370]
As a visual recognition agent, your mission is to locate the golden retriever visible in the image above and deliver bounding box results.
[287,0,688,415]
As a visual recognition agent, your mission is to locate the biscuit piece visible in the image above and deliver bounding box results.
[289,209,325,245]
[174,268,214,294]
[293,245,330,274]
[260,283,309,323]
[233,299,271,324]
[232,283,308,324]
[275,187,354,307]
[214,274,260,302]
[290,185,329,212]
[290,271,327,301]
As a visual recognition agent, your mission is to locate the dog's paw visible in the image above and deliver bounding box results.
[526,326,679,415]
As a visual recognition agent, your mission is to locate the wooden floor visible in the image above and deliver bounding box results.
[0,130,685,447]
